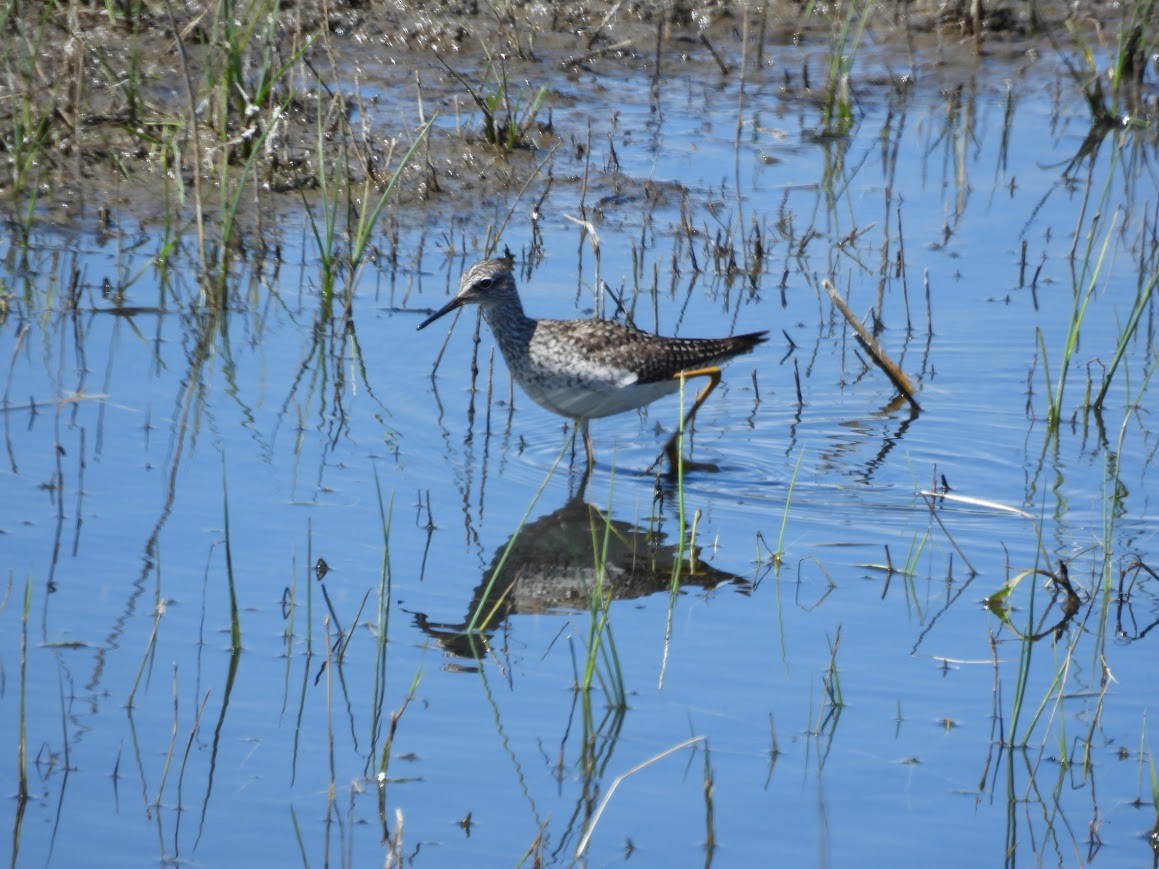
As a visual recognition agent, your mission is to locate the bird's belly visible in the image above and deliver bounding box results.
[520,378,682,420]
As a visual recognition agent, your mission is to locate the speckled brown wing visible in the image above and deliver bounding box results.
[630,330,768,382]
[550,320,767,384]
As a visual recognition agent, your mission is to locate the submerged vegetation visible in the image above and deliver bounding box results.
[1,0,1157,865]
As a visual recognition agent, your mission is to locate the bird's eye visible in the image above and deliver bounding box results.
[477,278,493,289]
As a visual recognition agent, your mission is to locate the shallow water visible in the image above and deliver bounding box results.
[2,24,1157,869]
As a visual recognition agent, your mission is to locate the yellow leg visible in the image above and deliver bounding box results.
[657,367,722,473]
[580,418,595,472]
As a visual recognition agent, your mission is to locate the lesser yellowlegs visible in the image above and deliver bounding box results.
[418,257,767,471]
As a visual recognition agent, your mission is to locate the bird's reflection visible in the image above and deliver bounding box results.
[413,494,748,661]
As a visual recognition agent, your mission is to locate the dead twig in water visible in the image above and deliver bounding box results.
[823,279,921,409]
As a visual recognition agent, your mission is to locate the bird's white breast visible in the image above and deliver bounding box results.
[519,375,682,419]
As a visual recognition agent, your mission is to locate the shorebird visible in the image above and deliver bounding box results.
[418,257,767,472]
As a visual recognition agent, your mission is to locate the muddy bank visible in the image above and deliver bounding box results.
[0,0,1152,236]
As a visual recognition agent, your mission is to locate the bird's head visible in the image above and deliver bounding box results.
[418,258,519,330]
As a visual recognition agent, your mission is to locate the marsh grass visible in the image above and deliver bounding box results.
[1047,203,1119,430]
[281,550,298,702]
[770,446,806,568]
[580,478,627,707]
[0,0,434,295]
[364,474,423,849]
[368,474,394,763]
[981,383,1146,755]
[812,0,872,137]
[8,0,310,266]
[579,587,626,707]
[127,581,167,708]
[322,616,337,833]
[821,626,845,711]
[0,0,58,205]
[289,805,310,867]
[220,461,242,652]
[17,578,31,805]
[901,532,927,577]
[438,53,549,152]
[659,381,691,687]
[570,697,628,806]
[1058,0,1157,124]
[1149,748,1158,806]
[1090,263,1157,411]
[304,519,316,652]
[192,4,313,289]
[303,86,436,306]
[701,736,717,855]
[970,104,1159,764]
[287,522,317,784]
[375,669,421,854]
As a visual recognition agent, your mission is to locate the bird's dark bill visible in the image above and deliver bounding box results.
[417,297,465,330]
